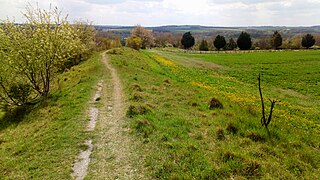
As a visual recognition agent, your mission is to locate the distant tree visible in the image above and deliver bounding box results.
[126,36,142,50]
[131,25,154,49]
[254,38,272,50]
[314,34,320,46]
[154,32,173,47]
[301,34,315,49]
[214,35,226,50]
[271,31,282,49]
[95,32,122,51]
[282,35,302,49]
[224,38,237,50]
[199,39,209,51]
[237,32,252,50]
[229,38,237,50]
[181,32,195,49]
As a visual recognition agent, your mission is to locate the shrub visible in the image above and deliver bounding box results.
[208,97,223,109]
[126,35,142,50]
[199,39,209,51]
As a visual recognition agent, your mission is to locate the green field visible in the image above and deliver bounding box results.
[162,50,320,97]
[0,53,104,179]
[109,48,320,179]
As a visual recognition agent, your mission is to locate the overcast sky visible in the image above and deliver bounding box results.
[1,0,320,26]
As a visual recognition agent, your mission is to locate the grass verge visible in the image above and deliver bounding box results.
[0,53,103,179]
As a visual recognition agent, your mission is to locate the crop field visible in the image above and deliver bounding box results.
[109,48,320,179]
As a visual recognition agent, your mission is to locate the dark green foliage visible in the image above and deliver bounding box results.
[181,32,195,49]
[199,39,209,51]
[214,35,226,50]
[0,81,33,107]
[8,84,32,106]
[301,34,315,49]
[271,31,282,49]
[237,32,252,50]
[224,38,237,50]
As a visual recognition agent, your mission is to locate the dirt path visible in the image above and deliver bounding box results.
[72,80,103,180]
[84,53,145,179]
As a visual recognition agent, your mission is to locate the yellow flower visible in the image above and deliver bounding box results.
[154,55,176,67]
[191,81,212,90]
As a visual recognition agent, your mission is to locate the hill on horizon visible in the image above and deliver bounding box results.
[95,24,320,40]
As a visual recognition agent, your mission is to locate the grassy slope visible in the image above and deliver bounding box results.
[0,53,103,179]
[110,48,319,179]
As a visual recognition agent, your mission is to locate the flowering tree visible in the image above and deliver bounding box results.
[131,25,154,49]
[0,5,86,106]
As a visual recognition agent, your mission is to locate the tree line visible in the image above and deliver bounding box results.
[124,25,317,51]
[180,31,316,50]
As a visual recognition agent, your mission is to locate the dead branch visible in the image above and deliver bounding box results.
[258,74,279,136]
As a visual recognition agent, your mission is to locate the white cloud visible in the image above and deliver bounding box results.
[0,0,320,26]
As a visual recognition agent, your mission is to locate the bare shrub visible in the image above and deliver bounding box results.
[208,97,223,109]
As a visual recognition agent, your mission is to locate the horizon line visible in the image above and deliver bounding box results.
[94,24,320,28]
